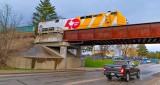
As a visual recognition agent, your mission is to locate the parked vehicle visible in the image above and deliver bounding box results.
[153,59,159,64]
[141,58,152,64]
[146,59,152,63]
[103,60,140,82]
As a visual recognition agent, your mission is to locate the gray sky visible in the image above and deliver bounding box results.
[0,0,160,52]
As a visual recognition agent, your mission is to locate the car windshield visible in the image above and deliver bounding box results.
[113,61,127,65]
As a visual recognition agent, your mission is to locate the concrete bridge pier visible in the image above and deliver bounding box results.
[77,46,84,67]
[77,46,81,58]
[60,42,69,69]
[60,45,83,69]
[60,46,67,69]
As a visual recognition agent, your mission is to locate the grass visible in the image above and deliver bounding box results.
[14,68,34,70]
[14,68,47,70]
[133,61,140,65]
[0,65,47,70]
[85,58,114,68]
[0,68,47,70]
[0,67,34,70]
[0,66,14,70]
[0,59,140,70]
[84,58,141,68]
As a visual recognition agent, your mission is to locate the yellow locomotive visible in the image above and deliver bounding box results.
[38,10,127,34]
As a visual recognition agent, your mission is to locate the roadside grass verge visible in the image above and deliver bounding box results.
[133,61,140,65]
[84,58,141,68]
[14,68,35,70]
[0,65,47,70]
[85,58,114,68]
[0,65,14,70]
[14,68,47,70]
[0,68,48,70]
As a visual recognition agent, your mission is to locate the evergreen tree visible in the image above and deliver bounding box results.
[137,44,148,57]
[32,0,57,34]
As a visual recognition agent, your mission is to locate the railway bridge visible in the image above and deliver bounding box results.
[35,22,160,69]
[63,22,160,45]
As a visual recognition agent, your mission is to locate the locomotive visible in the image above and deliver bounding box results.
[38,10,127,34]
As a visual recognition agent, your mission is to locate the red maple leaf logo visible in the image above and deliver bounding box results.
[65,18,80,29]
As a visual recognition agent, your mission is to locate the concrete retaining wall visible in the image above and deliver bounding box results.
[7,56,32,69]
[56,56,81,69]
[33,58,55,69]
[7,56,81,70]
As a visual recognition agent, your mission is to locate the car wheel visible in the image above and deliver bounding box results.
[121,77,124,81]
[136,71,140,78]
[125,72,130,82]
[107,75,112,80]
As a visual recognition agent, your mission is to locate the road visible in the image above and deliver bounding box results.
[0,64,160,85]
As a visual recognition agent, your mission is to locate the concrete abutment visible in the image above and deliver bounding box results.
[7,42,83,70]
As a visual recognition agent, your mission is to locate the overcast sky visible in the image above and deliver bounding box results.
[0,0,160,52]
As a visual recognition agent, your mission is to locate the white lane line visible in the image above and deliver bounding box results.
[64,77,105,85]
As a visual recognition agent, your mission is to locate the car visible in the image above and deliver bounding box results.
[146,60,151,63]
[103,60,140,82]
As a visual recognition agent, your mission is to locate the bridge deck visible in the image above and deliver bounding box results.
[63,22,160,45]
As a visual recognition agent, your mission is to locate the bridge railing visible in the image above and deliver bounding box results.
[35,27,64,43]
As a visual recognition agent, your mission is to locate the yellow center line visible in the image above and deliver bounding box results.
[64,77,105,85]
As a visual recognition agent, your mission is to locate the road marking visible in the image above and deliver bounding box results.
[64,77,105,85]
[152,78,160,85]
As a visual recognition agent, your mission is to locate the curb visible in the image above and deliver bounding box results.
[67,68,102,72]
[0,68,102,75]
[0,70,81,75]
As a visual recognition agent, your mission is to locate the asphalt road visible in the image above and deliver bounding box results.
[0,64,160,85]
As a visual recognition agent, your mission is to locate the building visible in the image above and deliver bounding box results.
[16,25,35,37]
[92,50,116,57]
[126,48,138,57]
[17,25,35,32]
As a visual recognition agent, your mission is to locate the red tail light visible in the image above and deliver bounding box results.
[120,66,124,73]
[103,66,106,71]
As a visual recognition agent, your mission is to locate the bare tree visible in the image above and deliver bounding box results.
[99,45,112,60]
[115,44,136,58]
[121,45,131,58]
[0,4,33,66]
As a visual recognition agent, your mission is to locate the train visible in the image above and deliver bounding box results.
[38,10,127,34]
